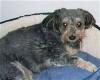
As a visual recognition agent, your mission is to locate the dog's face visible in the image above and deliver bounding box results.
[42,8,95,56]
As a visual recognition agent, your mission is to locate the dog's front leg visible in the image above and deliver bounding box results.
[11,61,32,80]
[21,57,41,73]
[72,57,97,72]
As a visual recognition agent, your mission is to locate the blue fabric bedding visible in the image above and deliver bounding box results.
[33,51,100,80]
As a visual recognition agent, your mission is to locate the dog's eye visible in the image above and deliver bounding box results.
[63,22,68,28]
[76,22,82,28]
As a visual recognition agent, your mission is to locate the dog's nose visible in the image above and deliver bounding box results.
[69,35,76,40]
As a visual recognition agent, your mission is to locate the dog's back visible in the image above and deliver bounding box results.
[0,24,48,79]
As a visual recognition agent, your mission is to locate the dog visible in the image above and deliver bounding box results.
[0,8,98,80]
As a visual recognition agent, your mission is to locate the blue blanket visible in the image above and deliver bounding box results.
[33,51,100,80]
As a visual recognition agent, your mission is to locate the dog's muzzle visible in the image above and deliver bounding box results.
[69,35,76,40]
[67,34,78,43]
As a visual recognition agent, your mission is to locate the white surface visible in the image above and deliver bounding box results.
[0,0,100,25]
[0,15,47,38]
[82,27,100,58]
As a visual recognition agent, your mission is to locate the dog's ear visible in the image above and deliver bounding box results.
[79,9,96,29]
[42,9,62,33]
[42,13,54,31]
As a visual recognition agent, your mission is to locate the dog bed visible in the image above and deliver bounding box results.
[0,13,100,80]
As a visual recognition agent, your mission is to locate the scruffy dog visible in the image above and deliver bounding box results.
[0,8,98,80]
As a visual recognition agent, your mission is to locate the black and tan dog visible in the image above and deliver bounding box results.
[0,8,99,80]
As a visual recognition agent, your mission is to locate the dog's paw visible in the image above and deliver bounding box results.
[73,58,97,72]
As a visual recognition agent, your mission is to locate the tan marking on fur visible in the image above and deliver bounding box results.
[73,58,97,72]
[11,61,32,80]
[76,29,86,40]
[76,29,86,48]
[65,46,78,55]
[61,29,86,44]
[61,31,68,43]
[61,29,85,55]
[61,28,87,55]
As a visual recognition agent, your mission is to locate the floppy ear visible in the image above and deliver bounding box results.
[79,9,96,29]
[42,9,61,33]
[42,13,54,31]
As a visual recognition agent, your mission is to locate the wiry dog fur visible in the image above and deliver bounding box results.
[0,8,98,80]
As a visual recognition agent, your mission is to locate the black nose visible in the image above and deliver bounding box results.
[69,35,76,40]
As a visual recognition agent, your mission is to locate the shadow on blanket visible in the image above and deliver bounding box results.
[33,51,100,80]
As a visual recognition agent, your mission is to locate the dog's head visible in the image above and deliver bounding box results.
[42,8,96,55]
